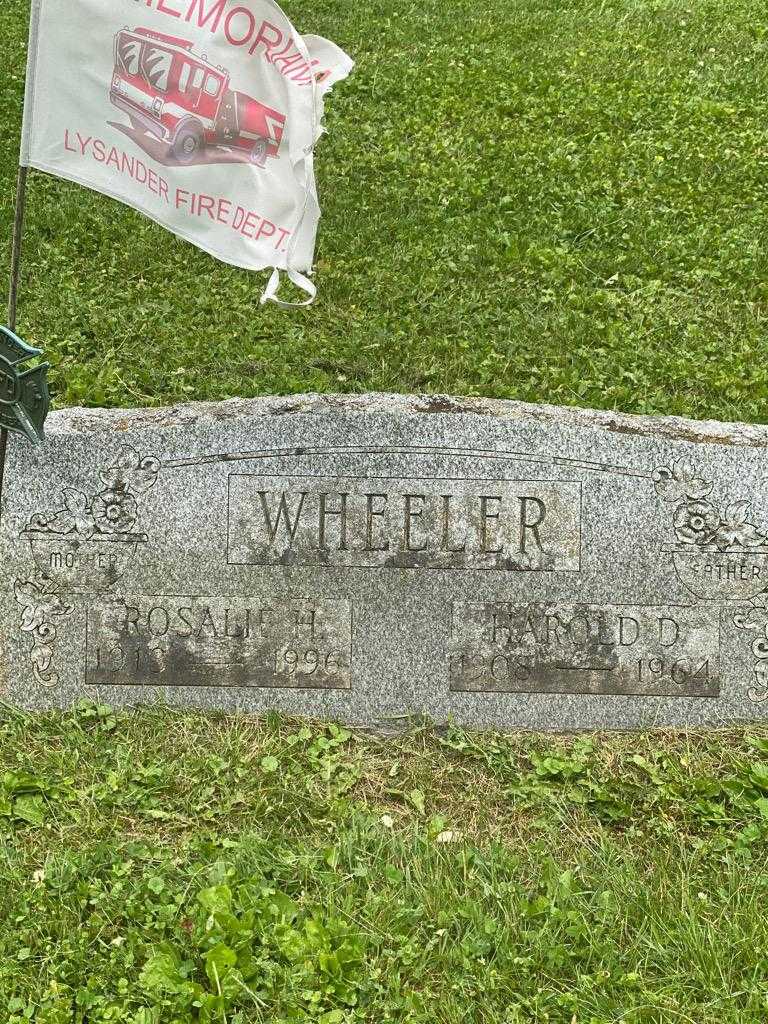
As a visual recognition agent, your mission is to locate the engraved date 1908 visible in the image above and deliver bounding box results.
[450,603,720,697]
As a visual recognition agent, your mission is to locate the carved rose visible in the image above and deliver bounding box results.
[711,501,767,551]
[657,462,768,557]
[92,489,138,534]
[99,447,160,495]
[653,460,713,504]
[673,501,719,545]
[27,449,158,539]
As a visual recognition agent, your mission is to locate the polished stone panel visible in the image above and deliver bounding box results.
[2,392,768,729]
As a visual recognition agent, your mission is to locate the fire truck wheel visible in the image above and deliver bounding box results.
[250,138,268,167]
[172,126,204,164]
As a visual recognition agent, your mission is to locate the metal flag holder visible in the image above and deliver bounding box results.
[0,163,51,504]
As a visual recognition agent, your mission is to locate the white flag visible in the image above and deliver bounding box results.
[21,0,353,305]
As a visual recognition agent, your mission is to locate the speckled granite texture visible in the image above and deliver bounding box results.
[2,392,768,730]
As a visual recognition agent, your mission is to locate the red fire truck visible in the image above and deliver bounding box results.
[110,27,286,166]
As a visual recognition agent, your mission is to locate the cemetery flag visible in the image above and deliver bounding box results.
[20,0,353,305]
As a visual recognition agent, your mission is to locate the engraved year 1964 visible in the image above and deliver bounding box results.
[450,603,720,697]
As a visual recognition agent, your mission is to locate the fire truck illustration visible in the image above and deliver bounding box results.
[110,27,286,166]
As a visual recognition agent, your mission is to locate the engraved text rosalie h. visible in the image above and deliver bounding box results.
[85,596,352,690]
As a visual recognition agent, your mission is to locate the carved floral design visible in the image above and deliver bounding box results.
[17,447,161,682]
[92,489,138,534]
[655,460,768,699]
[28,447,159,539]
[13,574,74,688]
[653,461,713,504]
[733,607,768,704]
[99,447,160,494]
[654,460,768,550]
[672,501,720,545]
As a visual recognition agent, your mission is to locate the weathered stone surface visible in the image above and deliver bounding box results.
[227,475,581,570]
[85,596,352,690]
[449,603,720,697]
[2,391,768,730]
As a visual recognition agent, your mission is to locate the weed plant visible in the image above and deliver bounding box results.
[1,704,767,1021]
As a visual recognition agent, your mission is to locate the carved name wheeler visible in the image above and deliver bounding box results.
[2,395,768,729]
[227,475,582,570]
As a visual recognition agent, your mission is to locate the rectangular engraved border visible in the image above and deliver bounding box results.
[84,596,354,691]
[226,473,583,572]
[448,603,722,698]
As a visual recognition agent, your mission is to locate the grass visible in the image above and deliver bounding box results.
[1,0,768,418]
[2,6,768,1017]
[1,704,768,1022]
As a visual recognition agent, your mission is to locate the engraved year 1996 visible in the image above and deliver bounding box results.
[86,596,353,690]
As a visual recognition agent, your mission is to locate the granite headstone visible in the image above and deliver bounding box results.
[2,392,768,730]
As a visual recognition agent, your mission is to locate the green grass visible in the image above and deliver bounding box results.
[3,4,768,1017]
[1,705,768,1022]
[2,0,768,418]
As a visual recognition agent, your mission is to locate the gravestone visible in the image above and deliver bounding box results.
[2,392,768,730]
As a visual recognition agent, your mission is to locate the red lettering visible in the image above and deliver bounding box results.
[240,211,259,237]
[290,59,321,83]
[176,187,190,209]
[92,139,105,162]
[255,219,276,241]
[272,52,304,74]
[196,193,216,219]
[232,205,246,230]
[216,198,232,224]
[106,146,121,170]
[64,129,76,153]
[224,7,256,45]
[76,132,92,156]
[184,0,226,31]
[249,20,283,55]
[157,0,182,16]
[266,38,295,63]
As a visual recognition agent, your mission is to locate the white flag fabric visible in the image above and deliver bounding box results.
[21,0,353,305]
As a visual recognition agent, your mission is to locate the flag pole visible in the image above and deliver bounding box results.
[0,164,30,499]
[8,165,29,334]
